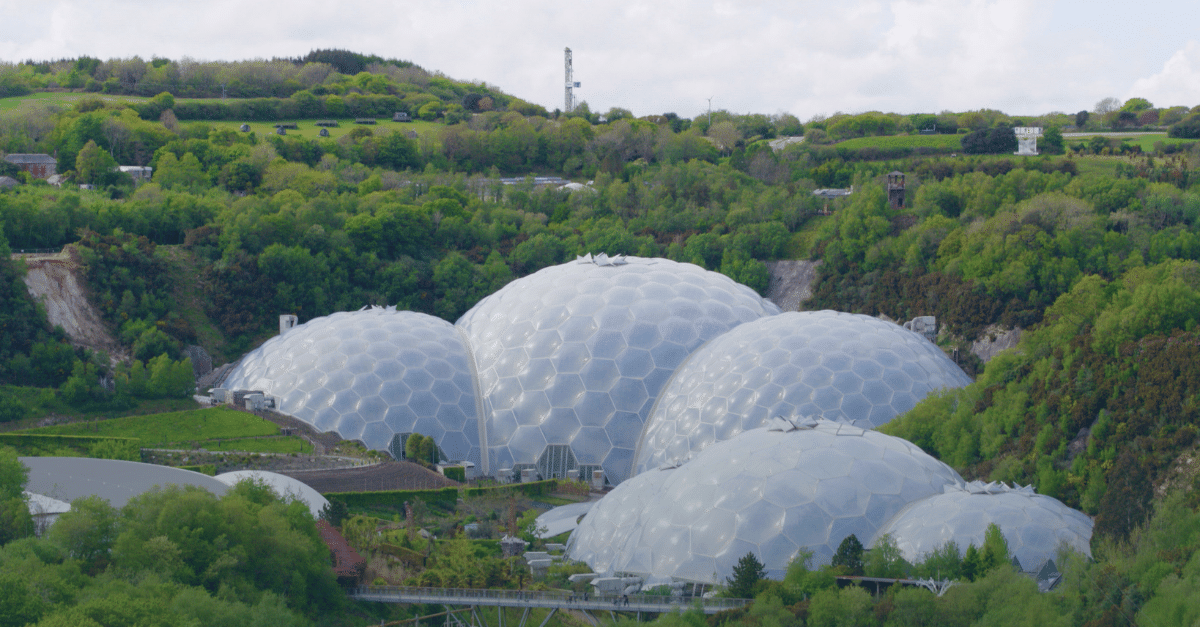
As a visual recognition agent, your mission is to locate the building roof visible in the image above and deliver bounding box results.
[4,154,57,164]
[20,457,228,508]
[213,470,330,518]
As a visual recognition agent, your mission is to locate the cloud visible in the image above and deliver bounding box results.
[0,0,1196,119]
[1128,41,1200,108]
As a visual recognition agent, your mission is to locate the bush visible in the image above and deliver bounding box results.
[322,487,458,510]
[962,127,1017,154]
[0,434,140,460]
[1168,113,1200,139]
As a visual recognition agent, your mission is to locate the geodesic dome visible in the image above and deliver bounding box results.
[567,417,965,583]
[457,254,780,484]
[222,307,483,466]
[632,311,972,476]
[874,481,1094,571]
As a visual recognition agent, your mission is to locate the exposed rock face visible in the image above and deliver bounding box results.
[765,259,822,311]
[183,345,213,378]
[18,250,126,363]
[971,325,1022,363]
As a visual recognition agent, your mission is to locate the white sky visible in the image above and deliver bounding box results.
[2,0,1199,120]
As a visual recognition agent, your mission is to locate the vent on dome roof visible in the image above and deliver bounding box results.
[575,252,628,266]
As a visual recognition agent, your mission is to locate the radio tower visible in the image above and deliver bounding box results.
[564,47,575,112]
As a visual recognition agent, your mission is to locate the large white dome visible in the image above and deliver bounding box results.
[632,311,971,476]
[568,417,965,583]
[457,255,780,484]
[222,307,483,465]
[874,481,1094,571]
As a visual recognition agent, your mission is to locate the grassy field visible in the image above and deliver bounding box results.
[834,134,963,150]
[21,406,281,448]
[197,118,444,141]
[203,436,313,454]
[0,92,444,140]
[0,92,147,111]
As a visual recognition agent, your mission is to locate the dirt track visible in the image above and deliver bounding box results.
[16,250,127,362]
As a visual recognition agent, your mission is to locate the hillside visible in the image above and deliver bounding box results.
[3,51,1200,624]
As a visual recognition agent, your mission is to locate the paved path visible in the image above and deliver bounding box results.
[1062,131,1167,137]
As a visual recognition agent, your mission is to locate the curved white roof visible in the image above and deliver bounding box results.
[20,457,228,508]
[568,418,964,583]
[223,307,483,465]
[457,255,780,484]
[214,470,330,518]
[633,311,971,475]
[534,500,598,539]
[875,481,1094,570]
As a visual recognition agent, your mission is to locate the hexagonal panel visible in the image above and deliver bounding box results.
[568,420,963,584]
[633,311,973,475]
[457,256,779,484]
[221,307,482,466]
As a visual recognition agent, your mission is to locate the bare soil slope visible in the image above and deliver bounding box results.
[17,250,127,362]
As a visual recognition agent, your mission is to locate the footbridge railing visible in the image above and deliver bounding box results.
[348,585,751,616]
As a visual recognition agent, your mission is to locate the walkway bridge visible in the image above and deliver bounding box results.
[348,586,751,626]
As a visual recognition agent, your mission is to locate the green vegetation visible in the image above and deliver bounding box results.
[0,433,139,460]
[324,487,459,512]
[19,407,279,448]
[0,448,353,625]
[5,53,1200,622]
[834,134,962,151]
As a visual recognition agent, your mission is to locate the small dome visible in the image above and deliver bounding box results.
[214,470,331,518]
[223,307,482,465]
[874,481,1094,571]
[633,311,971,475]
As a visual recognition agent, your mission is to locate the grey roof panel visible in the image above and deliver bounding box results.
[21,457,228,508]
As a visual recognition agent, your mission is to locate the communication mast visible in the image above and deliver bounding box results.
[564,47,579,112]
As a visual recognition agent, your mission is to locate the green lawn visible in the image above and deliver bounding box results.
[20,407,280,448]
[1124,135,1198,151]
[0,92,147,111]
[834,134,962,150]
[203,436,313,454]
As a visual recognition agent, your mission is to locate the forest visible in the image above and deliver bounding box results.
[4,50,1200,625]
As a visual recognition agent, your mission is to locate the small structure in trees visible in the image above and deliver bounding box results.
[393,112,411,122]
[355,118,377,125]
[887,171,906,210]
[3,154,56,179]
[1014,127,1043,155]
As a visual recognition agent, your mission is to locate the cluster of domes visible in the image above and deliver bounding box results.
[570,417,966,581]
[220,254,1093,584]
[224,256,975,487]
